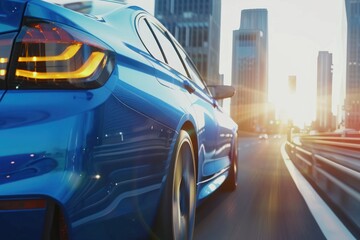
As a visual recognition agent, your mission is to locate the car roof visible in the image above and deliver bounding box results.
[41,0,128,15]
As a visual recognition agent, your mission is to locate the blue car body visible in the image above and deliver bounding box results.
[0,0,238,239]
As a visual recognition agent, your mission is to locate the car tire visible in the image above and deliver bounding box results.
[222,138,238,192]
[153,130,196,240]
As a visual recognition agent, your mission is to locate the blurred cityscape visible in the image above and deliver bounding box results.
[151,0,359,134]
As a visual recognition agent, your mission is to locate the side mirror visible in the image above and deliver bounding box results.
[207,85,235,100]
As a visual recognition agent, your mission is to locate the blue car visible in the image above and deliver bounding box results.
[0,0,238,239]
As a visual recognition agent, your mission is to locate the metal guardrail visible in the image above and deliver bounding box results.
[286,136,360,233]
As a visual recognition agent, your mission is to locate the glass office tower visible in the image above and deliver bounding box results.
[155,0,221,85]
[316,51,333,131]
[345,0,360,129]
[231,9,268,131]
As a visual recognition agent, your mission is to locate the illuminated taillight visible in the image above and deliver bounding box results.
[0,33,17,82]
[10,21,114,89]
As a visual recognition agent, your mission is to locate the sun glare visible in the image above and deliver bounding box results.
[272,83,316,128]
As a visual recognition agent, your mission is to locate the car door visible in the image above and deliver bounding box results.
[170,40,231,180]
[143,18,219,176]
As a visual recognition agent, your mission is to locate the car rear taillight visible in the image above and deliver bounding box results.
[0,199,46,210]
[9,20,114,89]
[0,33,17,82]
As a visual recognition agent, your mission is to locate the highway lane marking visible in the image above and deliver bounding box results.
[280,143,356,240]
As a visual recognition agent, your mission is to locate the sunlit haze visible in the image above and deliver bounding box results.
[128,0,345,128]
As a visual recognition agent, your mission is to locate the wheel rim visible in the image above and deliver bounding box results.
[232,141,238,187]
[172,139,196,240]
[234,158,238,186]
[234,145,238,184]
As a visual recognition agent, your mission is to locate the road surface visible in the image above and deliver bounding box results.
[194,135,326,240]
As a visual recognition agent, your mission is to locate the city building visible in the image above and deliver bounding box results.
[345,0,360,130]
[288,75,297,94]
[316,51,333,131]
[287,75,297,127]
[231,9,268,131]
[154,0,221,85]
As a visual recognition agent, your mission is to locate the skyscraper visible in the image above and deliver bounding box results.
[288,75,297,94]
[316,51,333,131]
[154,0,221,85]
[345,0,360,129]
[231,9,268,131]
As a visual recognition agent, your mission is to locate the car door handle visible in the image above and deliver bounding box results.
[183,80,195,93]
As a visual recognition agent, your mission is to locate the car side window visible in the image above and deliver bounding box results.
[137,18,165,62]
[184,56,207,91]
[174,42,210,93]
[149,23,188,77]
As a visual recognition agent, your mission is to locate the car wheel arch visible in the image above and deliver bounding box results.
[181,121,199,180]
[152,125,198,239]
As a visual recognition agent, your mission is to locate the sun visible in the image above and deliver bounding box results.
[272,87,315,128]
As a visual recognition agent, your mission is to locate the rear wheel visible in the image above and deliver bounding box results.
[222,138,238,191]
[154,130,196,240]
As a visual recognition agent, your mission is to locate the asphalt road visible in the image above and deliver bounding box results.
[193,135,326,240]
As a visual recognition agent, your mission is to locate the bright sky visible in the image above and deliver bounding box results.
[128,0,346,127]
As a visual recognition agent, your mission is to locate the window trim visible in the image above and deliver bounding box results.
[173,41,212,96]
[140,15,190,78]
[136,15,166,63]
[164,30,191,78]
[136,14,211,97]
[144,18,168,63]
